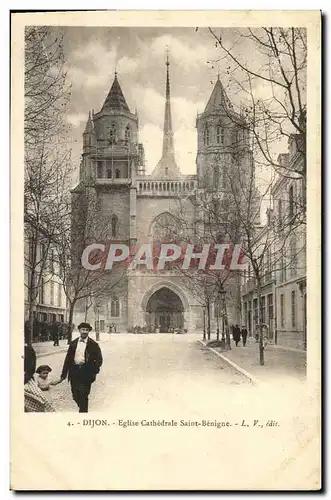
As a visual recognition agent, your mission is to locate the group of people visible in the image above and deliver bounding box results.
[231,325,249,347]
[24,322,103,413]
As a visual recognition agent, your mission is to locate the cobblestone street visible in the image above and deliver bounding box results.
[37,333,251,413]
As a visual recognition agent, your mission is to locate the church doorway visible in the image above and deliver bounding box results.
[145,287,184,333]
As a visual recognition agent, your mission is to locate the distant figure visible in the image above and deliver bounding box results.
[52,329,59,346]
[233,324,241,347]
[241,326,248,347]
[61,322,103,413]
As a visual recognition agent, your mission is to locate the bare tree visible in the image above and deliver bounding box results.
[203,27,306,218]
[24,26,72,344]
[54,184,125,343]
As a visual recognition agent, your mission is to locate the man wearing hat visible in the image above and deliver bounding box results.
[60,323,103,413]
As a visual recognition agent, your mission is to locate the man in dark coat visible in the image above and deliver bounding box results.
[60,323,103,413]
[24,343,36,384]
[233,324,241,347]
[241,326,248,347]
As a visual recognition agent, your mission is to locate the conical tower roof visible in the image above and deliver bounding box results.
[204,76,232,113]
[102,73,130,112]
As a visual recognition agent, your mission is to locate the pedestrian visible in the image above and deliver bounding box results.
[241,326,248,347]
[52,328,60,347]
[60,322,103,413]
[24,341,55,412]
[233,324,241,347]
[36,364,62,404]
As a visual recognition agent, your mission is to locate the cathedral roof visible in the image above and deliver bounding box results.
[101,73,130,112]
[204,76,232,113]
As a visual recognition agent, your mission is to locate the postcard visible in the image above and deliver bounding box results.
[11,10,321,490]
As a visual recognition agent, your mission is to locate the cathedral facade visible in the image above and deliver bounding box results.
[72,56,252,333]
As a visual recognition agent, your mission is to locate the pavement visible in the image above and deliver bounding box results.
[32,333,312,490]
[32,331,109,357]
[36,333,252,413]
[204,336,307,386]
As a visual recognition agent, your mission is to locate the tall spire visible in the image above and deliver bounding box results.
[152,49,180,178]
[102,72,130,112]
[84,111,93,133]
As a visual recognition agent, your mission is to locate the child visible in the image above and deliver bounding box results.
[35,365,62,397]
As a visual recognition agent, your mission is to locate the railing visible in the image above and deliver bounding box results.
[138,179,197,196]
[95,177,131,185]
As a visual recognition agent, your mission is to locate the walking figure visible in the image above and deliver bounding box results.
[241,326,248,347]
[233,324,241,347]
[60,322,103,413]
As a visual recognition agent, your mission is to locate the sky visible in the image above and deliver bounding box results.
[61,26,260,182]
[59,25,306,217]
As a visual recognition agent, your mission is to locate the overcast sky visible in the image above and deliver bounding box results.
[62,26,260,182]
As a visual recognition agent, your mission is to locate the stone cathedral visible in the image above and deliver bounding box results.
[72,55,253,333]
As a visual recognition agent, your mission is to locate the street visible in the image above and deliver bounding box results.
[39,333,251,413]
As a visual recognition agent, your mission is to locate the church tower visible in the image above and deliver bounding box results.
[196,75,252,193]
[151,53,181,179]
[78,72,145,247]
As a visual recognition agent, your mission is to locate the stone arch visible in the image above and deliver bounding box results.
[141,280,190,314]
[149,211,176,238]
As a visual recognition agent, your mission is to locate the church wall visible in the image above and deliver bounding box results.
[94,114,138,144]
[97,188,130,240]
[127,271,203,331]
[135,196,195,239]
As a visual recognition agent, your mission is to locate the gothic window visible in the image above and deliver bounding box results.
[115,169,120,179]
[111,215,118,238]
[214,301,221,318]
[216,125,224,145]
[289,185,294,218]
[125,125,131,144]
[109,123,117,144]
[111,297,120,317]
[204,126,210,146]
[213,168,219,189]
[150,212,179,240]
[97,161,103,178]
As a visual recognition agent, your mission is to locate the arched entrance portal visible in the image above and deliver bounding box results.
[145,287,184,333]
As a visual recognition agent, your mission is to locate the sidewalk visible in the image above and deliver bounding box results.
[202,337,307,385]
[33,331,110,357]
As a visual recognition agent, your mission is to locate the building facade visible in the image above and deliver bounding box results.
[24,224,68,328]
[73,58,254,333]
[241,132,306,350]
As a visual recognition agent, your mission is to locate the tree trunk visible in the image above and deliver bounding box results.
[27,300,35,346]
[257,284,264,365]
[207,300,211,340]
[67,301,76,344]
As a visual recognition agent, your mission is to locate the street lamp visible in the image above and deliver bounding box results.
[219,285,231,349]
[95,305,100,341]
[216,292,220,341]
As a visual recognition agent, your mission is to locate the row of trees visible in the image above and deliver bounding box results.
[24,27,122,345]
